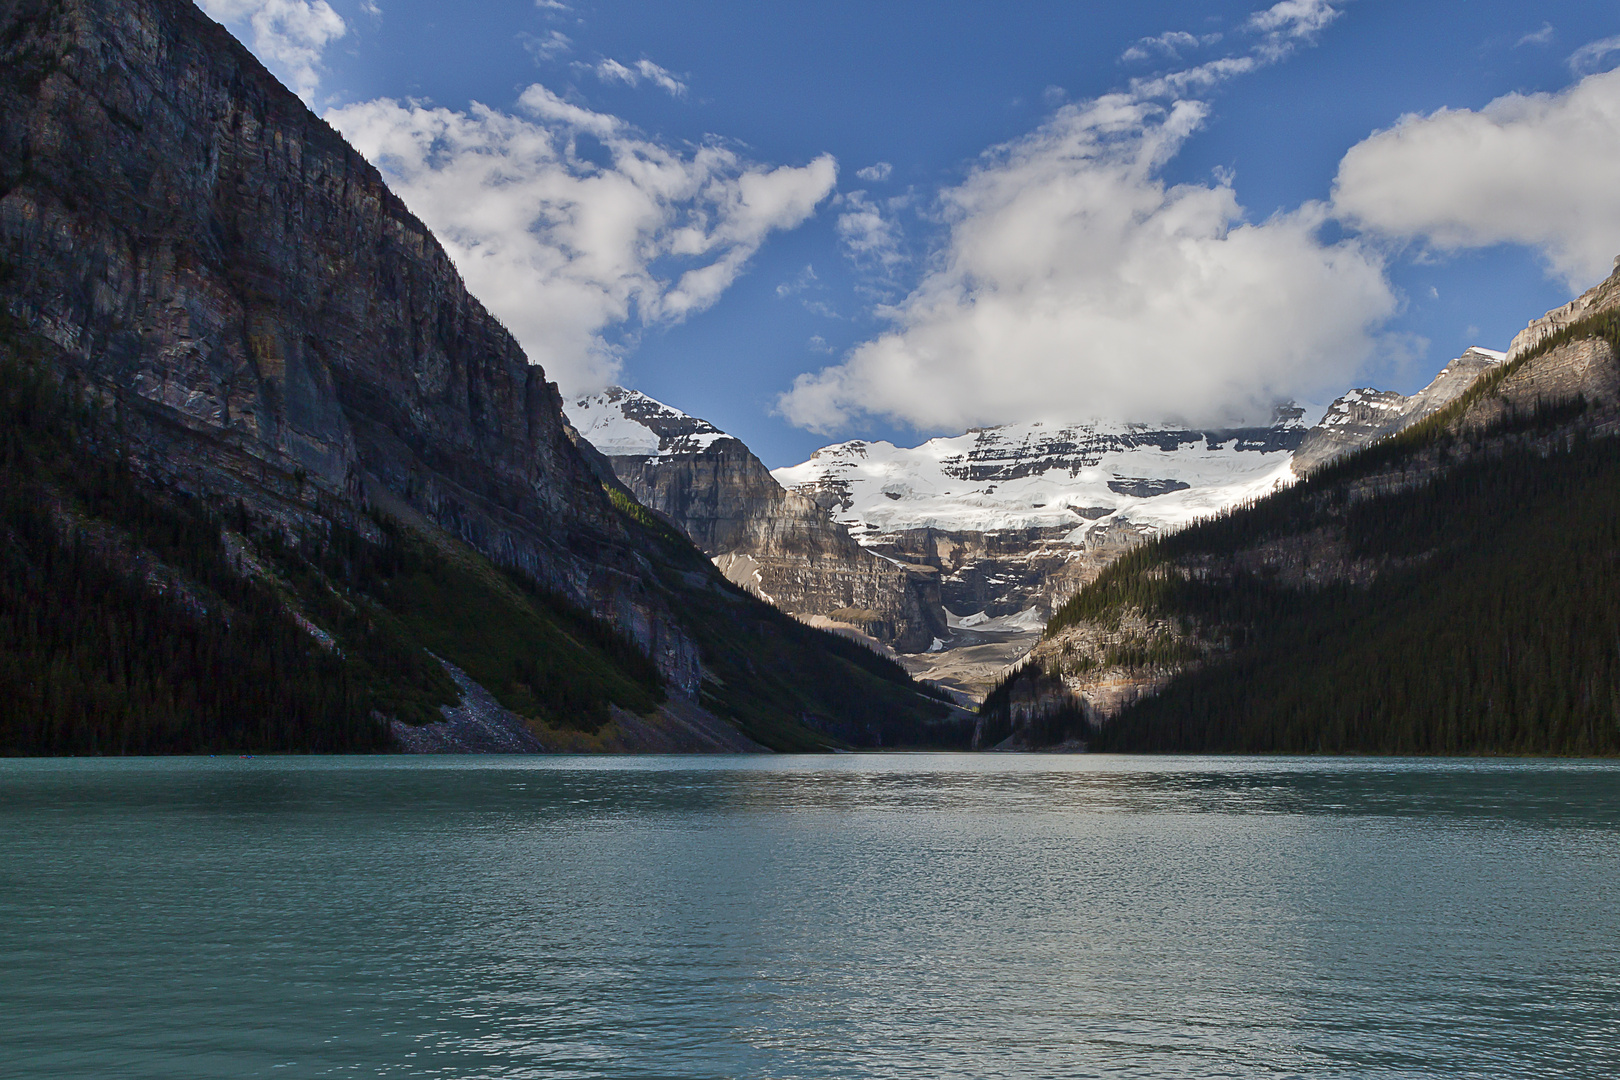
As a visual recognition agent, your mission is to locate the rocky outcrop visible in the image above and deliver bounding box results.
[1508,257,1620,359]
[1291,347,1506,475]
[569,388,947,652]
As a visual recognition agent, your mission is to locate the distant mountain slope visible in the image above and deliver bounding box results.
[568,388,948,651]
[981,274,1620,754]
[0,0,962,752]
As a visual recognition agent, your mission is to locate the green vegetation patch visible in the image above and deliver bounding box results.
[340,527,665,732]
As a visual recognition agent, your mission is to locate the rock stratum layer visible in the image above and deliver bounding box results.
[569,388,947,652]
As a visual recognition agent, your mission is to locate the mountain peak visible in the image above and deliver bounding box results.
[567,386,732,457]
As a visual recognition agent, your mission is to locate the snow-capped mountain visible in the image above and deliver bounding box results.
[772,408,1318,546]
[568,346,1507,696]
[568,386,732,457]
[1291,347,1506,474]
[770,409,1320,618]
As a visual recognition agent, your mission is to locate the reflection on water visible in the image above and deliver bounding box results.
[2,755,1618,1078]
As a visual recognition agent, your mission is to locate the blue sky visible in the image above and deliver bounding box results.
[202,0,1620,466]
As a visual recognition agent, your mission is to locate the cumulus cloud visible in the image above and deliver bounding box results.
[592,57,687,96]
[780,93,1394,433]
[197,0,346,101]
[329,91,835,393]
[856,162,893,182]
[1569,35,1620,76]
[1333,67,1620,291]
[778,0,1382,434]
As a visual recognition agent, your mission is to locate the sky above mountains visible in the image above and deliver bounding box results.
[200,0,1620,466]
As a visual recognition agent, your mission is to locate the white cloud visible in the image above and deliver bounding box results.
[1247,0,1341,59]
[856,162,893,182]
[592,58,687,96]
[1333,67,1620,291]
[778,1,1380,434]
[197,0,346,101]
[835,191,906,275]
[780,94,1394,434]
[523,30,573,62]
[1126,0,1340,101]
[328,91,835,393]
[1569,35,1620,75]
[1121,30,1200,63]
[776,264,818,298]
[1516,23,1554,48]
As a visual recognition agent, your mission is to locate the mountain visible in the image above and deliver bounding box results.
[1291,347,1506,474]
[569,357,1507,707]
[773,409,1316,623]
[567,388,948,651]
[0,0,964,753]
[980,272,1620,753]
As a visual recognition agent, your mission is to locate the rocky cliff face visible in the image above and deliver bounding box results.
[568,388,948,652]
[2,0,614,546]
[0,0,808,708]
[1291,347,1506,475]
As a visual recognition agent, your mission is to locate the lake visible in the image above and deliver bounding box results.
[2,754,1617,1078]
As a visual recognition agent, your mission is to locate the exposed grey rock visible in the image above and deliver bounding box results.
[1508,261,1620,359]
[1291,347,1506,475]
[392,660,549,754]
[569,388,948,652]
[1107,478,1191,498]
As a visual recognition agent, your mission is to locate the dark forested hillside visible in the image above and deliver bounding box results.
[1091,434,1620,754]
[983,311,1620,756]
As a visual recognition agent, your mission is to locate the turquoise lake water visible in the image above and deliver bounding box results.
[2,754,1617,1078]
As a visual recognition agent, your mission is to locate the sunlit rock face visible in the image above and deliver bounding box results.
[569,389,948,652]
